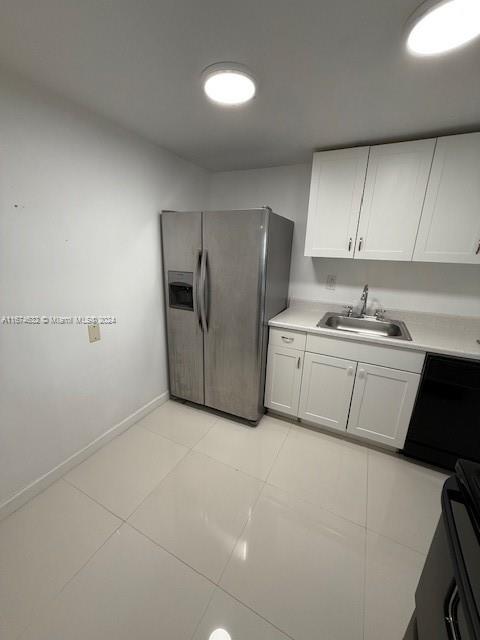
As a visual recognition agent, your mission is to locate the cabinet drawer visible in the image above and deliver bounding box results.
[270,327,307,351]
[306,333,425,374]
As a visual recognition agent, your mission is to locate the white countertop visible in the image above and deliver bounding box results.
[269,300,480,360]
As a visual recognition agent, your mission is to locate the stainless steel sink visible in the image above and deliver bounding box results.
[317,312,412,341]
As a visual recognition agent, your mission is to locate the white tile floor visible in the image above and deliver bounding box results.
[0,399,448,640]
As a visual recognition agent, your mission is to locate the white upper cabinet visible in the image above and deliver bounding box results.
[304,147,369,258]
[413,133,480,264]
[354,139,435,261]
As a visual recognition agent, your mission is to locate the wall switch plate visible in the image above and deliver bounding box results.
[88,323,101,343]
[326,274,336,290]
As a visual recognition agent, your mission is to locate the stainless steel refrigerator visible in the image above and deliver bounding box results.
[161,208,293,423]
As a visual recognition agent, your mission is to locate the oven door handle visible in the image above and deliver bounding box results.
[445,584,461,640]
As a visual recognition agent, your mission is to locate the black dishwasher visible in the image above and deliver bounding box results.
[403,354,480,471]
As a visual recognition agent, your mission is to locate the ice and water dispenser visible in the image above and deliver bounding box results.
[167,271,194,311]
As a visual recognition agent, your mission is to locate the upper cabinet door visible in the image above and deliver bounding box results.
[413,133,480,264]
[304,147,369,258]
[354,139,435,261]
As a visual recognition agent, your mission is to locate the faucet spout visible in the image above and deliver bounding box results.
[360,284,369,317]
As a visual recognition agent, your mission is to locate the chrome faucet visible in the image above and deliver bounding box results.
[360,284,369,317]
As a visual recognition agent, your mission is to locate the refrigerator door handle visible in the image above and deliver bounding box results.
[194,249,203,329]
[199,249,208,332]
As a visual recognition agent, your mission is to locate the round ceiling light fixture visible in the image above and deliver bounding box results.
[208,629,231,640]
[202,62,256,106]
[406,0,480,56]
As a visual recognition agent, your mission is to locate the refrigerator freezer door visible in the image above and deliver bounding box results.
[202,210,268,421]
[161,212,204,404]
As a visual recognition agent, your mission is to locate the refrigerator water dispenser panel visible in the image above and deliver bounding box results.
[168,271,194,311]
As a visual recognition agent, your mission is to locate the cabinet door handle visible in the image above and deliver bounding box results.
[281,336,294,343]
[358,237,363,252]
[348,237,352,252]
[358,368,366,379]
[297,356,301,369]
[476,240,480,255]
[347,366,354,376]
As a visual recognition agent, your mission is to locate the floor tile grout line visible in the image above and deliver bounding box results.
[123,447,191,522]
[364,525,429,557]
[126,444,266,528]
[189,445,275,483]
[362,452,369,640]
[186,585,218,640]
[63,420,199,523]
[362,527,368,640]
[61,477,127,523]
[60,419,191,518]
[137,411,219,449]
[129,508,296,640]
[123,521,222,587]
[216,475,267,586]
[17,518,124,640]
[63,442,189,524]
[62,409,277,527]
[128,524,288,640]
[263,476,367,530]
[264,423,370,529]
[263,424,292,486]
[262,429,369,529]
[215,584,297,640]
[365,448,370,531]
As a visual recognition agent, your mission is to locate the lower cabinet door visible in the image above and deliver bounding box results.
[264,345,304,417]
[298,352,357,431]
[347,362,420,448]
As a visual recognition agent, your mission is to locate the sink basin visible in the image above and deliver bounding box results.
[317,312,412,341]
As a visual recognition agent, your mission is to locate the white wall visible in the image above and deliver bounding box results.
[0,71,208,509]
[209,164,480,316]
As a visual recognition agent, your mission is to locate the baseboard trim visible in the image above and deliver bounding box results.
[0,391,169,522]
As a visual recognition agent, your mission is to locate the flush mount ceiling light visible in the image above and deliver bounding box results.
[202,62,256,106]
[208,630,231,640]
[406,0,480,56]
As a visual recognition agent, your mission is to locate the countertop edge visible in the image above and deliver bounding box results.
[268,317,480,361]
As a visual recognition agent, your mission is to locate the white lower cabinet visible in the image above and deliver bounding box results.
[264,344,304,417]
[298,352,357,432]
[346,363,420,448]
[264,330,424,450]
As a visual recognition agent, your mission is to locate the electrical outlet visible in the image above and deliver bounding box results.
[326,274,336,290]
[88,323,101,343]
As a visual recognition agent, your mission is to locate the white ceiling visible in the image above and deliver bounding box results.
[1,0,479,171]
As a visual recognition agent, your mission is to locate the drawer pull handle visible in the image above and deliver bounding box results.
[347,366,354,376]
[358,368,366,379]
[281,336,294,343]
[348,237,352,251]
[297,356,301,369]
[358,237,363,252]
[476,240,480,255]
